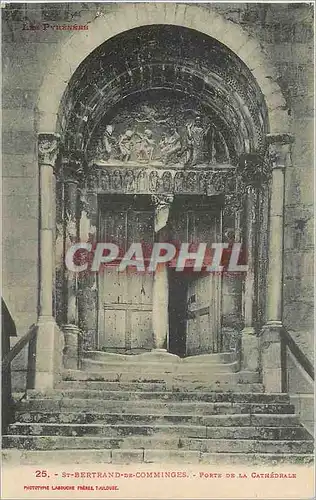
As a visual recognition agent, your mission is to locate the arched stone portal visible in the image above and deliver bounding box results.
[35,16,293,392]
[36,3,289,136]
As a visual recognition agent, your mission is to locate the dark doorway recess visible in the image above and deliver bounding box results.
[168,268,188,358]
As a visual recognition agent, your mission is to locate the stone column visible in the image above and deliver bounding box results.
[151,195,173,350]
[261,134,294,392]
[241,184,260,371]
[64,177,78,323]
[221,186,242,352]
[61,160,81,369]
[35,134,62,389]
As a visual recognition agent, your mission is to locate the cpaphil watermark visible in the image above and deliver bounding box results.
[65,242,248,274]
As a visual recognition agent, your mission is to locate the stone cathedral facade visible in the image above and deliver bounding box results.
[2,3,314,462]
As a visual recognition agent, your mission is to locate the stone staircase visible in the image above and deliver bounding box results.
[2,351,314,465]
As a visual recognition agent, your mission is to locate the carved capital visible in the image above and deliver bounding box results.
[63,160,82,184]
[239,153,263,169]
[266,133,294,169]
[266,133,295,146]
[151,194,174,209]
[268,142,292,169]
[62,150,85,183]
[38,134,60,169]
[237,152,269,187]
[151,194,174,233]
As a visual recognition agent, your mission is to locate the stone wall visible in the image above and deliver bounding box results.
[2,3,314,388]
[208,3,314,357]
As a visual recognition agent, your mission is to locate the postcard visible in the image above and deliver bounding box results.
[1,1,314,498]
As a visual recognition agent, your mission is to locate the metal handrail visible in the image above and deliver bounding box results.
[280,327,314,393]
[1,324,37,372]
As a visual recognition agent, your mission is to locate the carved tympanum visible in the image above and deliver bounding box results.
[87,97,230,167]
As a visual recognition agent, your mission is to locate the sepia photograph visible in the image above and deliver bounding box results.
[1,1,314,498]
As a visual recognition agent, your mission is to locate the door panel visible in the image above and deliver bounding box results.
[103,308,126,348]
[131,309,153,348]
[97,197,154,351]
[169,196,222,356]
[186,206,222,354]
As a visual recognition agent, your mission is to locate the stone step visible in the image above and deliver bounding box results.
[60,381,168,391]
[64,369,260,384]
[13,412,301,427]
[2,448,314,466]
[83,351,237,364]
[3,435,314,454]
[81,358,240,373]
[25,390,290,404]
[8,423,311,440]
[60,377,264,393]
[15,398,296,415]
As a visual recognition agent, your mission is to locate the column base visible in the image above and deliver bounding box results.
[261,322,283,392]
[62,324,81,370]
[241,327,259,372]
[34,317,63,390]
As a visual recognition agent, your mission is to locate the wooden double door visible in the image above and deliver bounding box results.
[97,195,222,355]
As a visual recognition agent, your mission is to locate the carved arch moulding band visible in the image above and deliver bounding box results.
[36,3,289,137]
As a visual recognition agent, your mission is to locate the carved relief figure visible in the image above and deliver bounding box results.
[136,129,155,161]
[185,116,210,166]
[119,129,134,162]
[160,126,182,163]
[88,97,230,166]
[102,124,115,159]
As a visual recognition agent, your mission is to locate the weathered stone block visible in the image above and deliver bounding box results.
[2,132,37,155]
[2,88,38,109]
[3,195,38,222]
[285,167,314,207]
[144,449,200,463]
[283,304,314,333]
[241,333,259,372]
[263,368,282,393]
[62,325,80,370]
[2,154,37,178]
[111,449,143,463]
[5,287,37,315]
[2,108,35,132]
[283,250,313,279]
[2,178,38,197]
[3,257,38,286]
[283,277,314,306]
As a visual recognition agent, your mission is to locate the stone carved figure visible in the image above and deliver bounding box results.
[112,170,122,190]
[161,171,173,192]
[123,170,135,191]
[88,98,231,166]
[160,127,182,163]
[119,129,134,162]
[149,170,159,192]
[137,170,148,192]
[101,124,115,160]
[136,129,155,161]
[174,172,184,193]
[100,171,110,191]
[185,116,210,166]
